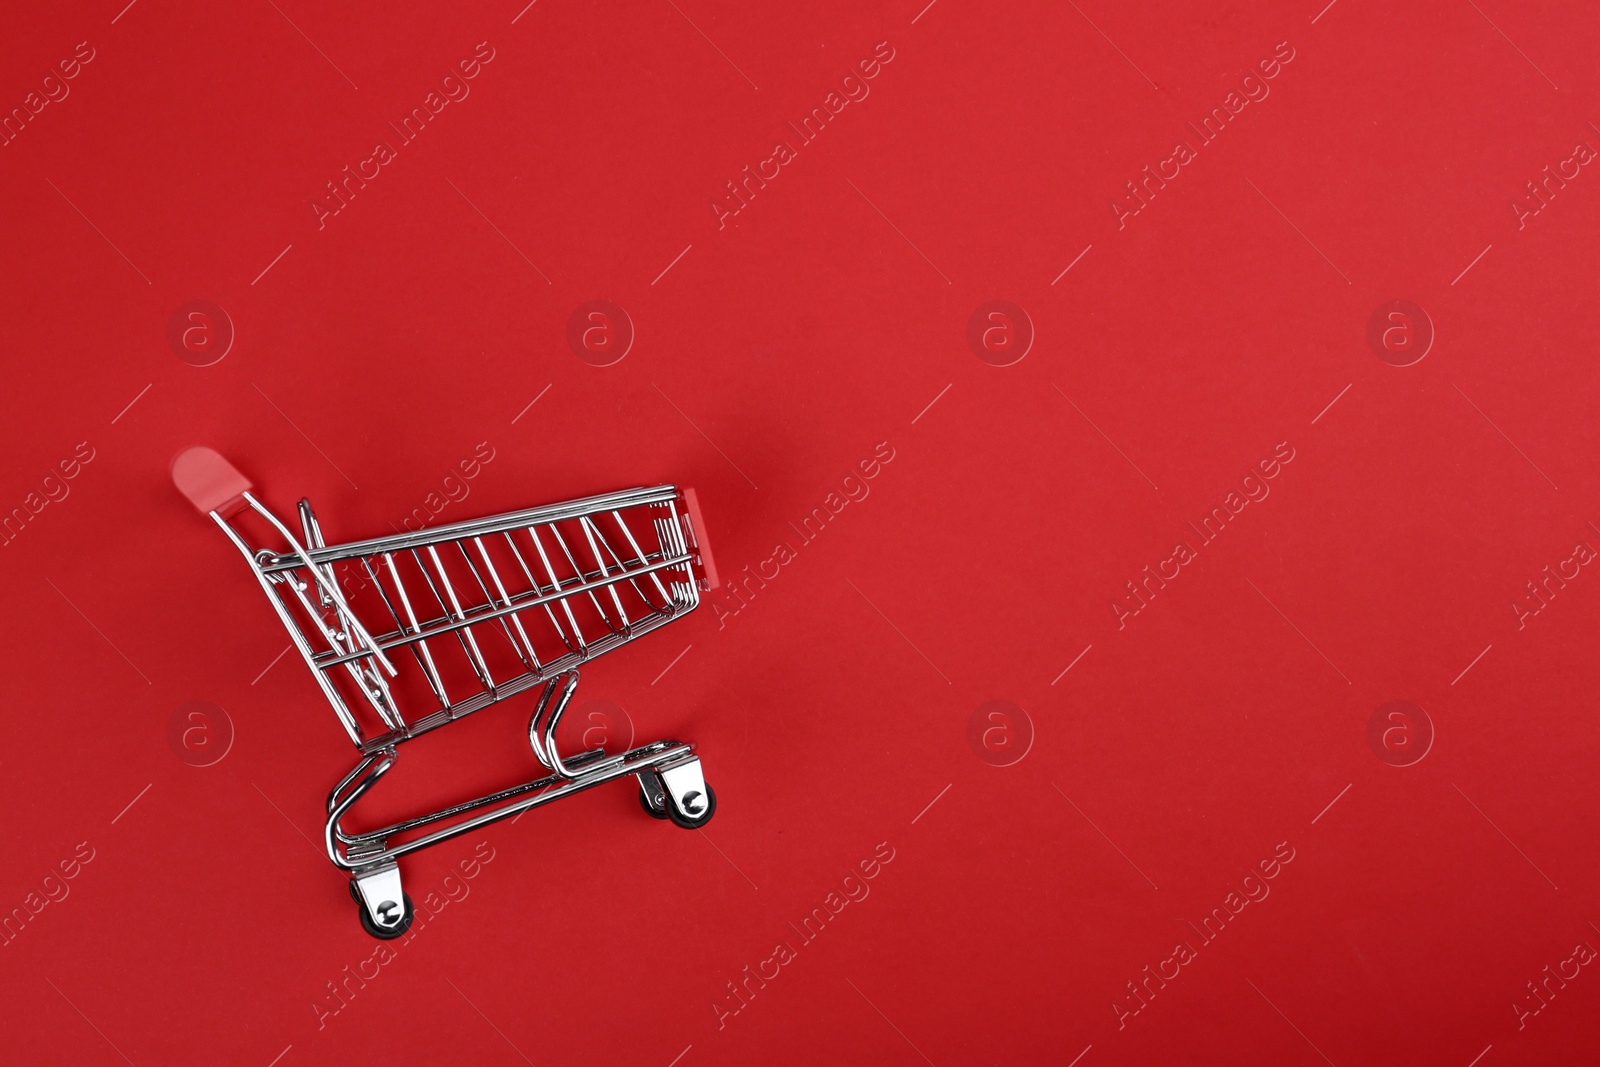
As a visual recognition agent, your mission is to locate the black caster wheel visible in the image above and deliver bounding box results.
[355,889,415,940]
[667,784,716,830]
[639,783,670,820]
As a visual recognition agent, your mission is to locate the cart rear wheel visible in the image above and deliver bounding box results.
[639,783,670,820]
[668,784,716,830]
[356,890,415,940]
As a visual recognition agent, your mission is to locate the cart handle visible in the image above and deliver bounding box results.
[171,446,253,517]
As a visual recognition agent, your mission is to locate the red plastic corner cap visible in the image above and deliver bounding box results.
[171,446,252,517]
[679,486,720,591]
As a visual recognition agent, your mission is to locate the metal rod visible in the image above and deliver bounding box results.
[326,740,694,868]
[502,528,575,651]
[580,514,632,627]
[472,536,542,671]
[260,485,679,570]
[530,525,589,650]
[309,553,692,666]
[383,551,449,710]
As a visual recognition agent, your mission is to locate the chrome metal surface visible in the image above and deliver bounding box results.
[352,863,406,931]
[658,756,710,820]
[209,480,715,935]
[638,771,669,815]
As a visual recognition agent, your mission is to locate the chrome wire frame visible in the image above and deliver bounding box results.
[325,714,695,871]
[213,485,700,750]
[211,484,710,931]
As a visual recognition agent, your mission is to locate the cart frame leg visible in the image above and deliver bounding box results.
[528,671,585,778]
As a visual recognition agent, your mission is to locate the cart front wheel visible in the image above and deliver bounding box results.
[357,891,415,940]
[668,784,716,830]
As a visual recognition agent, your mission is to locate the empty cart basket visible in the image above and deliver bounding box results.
[174,447,719,938]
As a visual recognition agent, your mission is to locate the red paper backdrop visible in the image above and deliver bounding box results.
[2,1,1598,1064]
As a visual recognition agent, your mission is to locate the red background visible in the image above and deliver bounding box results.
[3,1,1598,1064]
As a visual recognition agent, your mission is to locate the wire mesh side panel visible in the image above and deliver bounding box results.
[248,488,699,748]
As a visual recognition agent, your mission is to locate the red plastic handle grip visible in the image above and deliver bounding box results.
[171,446,253,517]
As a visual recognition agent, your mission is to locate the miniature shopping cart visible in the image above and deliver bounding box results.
[174,448,719,938]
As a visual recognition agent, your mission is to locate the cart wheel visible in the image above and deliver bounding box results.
[667,784,716,830]
[639,784,670,820]
[356,891,415,941]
